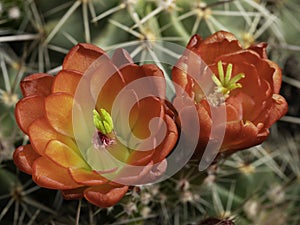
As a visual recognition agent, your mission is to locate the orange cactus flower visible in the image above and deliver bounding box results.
[172,31,288,157]
[14,44,178,207]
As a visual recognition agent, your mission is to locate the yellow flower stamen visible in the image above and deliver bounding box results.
[212,61,245,98]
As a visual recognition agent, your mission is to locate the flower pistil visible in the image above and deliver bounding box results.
[212,60,245,98]
[93,109,115,148]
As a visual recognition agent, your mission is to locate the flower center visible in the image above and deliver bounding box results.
[93,108,113,134]
[211,60,245,99]
[84,108,122,176]
[92,108,114,148]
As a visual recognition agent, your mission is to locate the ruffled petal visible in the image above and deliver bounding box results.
[69,168,107,186]
[266,60,282,94]
[221,120,268,152]
[32,157,81,190]
[13,145,40,175]
[15,95,45,134]
[263,94,288,128]
[63,43,105,73]
[187,31,242,65]
[201,31,239,44]
[52,70,82,95]
[248,42,268,59]
[45,93,74,137]
[20,73,54,97]
[44,140,88,169]
[84,185,128,208]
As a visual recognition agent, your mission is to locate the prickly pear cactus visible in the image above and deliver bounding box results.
[0,0,300,224]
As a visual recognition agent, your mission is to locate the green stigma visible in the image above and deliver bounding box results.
[211,60,245,98]
[93,108,113,134]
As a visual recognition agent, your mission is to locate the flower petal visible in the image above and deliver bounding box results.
[91,63,125,112]
[142,159,167,183]
[13,145,40,175]
[266,60,282,94]
[69,168,107,186]
[201,31,238,44]
[120,64,165,98]
[221,120,268,152]
[28,118,76,156]
[126,145,155,166]
[187,31,242,65]
[61,187,86,200]
[106,140,131,164]
[52,70,82,95]
[111,48,134,69]
[226,97,243,121]
[84,185,128,208]
[44,140,88,169]
[172,64,194,97]
[173,96,212,158]
[248,42,268,59]
[117,160,168,185]
[130,97,164,140]
[32,157,81,190]
[152,114,178,163]
[197,100,212,141]
[263,94,288,128]
[45,93,74,137]
[114,161,154,185]
[15,95,45,134]
[62,43,105,73]
[20,73,54,97]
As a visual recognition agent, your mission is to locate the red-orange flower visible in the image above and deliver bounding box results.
[14,44,178,207]
[172,31,288,157]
